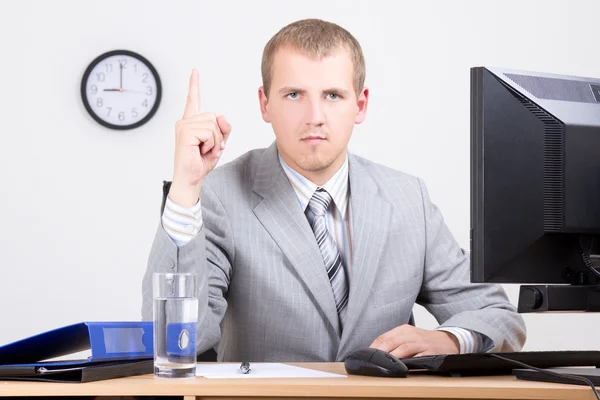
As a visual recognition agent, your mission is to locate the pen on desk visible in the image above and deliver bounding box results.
[240,361,251,374]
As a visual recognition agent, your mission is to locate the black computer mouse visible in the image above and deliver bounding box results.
[344,348,409,378]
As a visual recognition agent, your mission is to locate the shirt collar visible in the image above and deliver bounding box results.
[278,153,349,215]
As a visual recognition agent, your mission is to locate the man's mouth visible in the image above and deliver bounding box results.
[302,136,326,142]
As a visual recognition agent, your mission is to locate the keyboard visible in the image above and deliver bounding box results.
[400,350,600,376]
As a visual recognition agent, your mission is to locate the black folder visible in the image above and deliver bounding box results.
[0,359,154,383]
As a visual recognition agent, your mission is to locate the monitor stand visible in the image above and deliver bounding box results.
[517,284,600,313]
[514,366,600,386]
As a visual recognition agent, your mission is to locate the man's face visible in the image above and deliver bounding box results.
[259,46,368,180]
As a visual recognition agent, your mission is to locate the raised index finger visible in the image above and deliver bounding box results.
[182,68,200,118]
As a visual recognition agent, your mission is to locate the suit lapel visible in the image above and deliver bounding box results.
[338,155,392,355]
[252,143,341,335]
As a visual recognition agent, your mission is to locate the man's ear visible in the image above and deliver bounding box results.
[355,86,369,124]
[259,86,271,123]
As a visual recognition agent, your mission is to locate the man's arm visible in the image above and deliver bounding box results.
[162,192,203,246]
[141,179,234,356]
[436,327,494,353]
[416,177,527,352]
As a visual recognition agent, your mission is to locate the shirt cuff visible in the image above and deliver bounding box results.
[436,327,494,354]
[161,196,203,246]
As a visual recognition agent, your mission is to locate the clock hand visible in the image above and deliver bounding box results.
[119,63,123,90]
[102,88,144,94]
[121,88,144,94]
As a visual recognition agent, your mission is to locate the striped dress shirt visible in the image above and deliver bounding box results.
[161,154,493,354]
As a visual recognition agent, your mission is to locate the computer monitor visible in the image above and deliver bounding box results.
[470,66,600,313]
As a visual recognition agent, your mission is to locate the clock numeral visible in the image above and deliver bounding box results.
[119,59,127,68]
[142,73,149,83]
[132,108,138,118]
[97,98,103,107]
[105,63,113,73]
[142,99,148,108]
[146,86,153,96]
[96,72,105,82]
[106,107,112,116]
[118,112,125,121]
[90,85,98,95]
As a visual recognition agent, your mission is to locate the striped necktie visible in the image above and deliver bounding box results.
[307,188,349,327]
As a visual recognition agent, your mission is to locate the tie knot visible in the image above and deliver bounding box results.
[308,189,333,217]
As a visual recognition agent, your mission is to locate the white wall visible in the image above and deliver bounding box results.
[1,0,598,351]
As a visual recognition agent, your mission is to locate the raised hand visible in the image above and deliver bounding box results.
[168,69,232,207]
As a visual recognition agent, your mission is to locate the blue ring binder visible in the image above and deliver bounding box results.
[0,321,155,382]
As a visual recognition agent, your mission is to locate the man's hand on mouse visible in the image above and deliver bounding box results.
[168,68,232,208]
[368,324,460,358]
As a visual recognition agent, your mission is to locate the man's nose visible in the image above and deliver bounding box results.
[306,98,325,126]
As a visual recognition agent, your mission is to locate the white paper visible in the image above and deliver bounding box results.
[196,363,347,379]
[40,349,92,362]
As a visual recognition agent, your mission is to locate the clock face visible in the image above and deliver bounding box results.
[81,50,162,130]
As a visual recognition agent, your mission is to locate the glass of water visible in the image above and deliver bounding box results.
[152,272,198,378]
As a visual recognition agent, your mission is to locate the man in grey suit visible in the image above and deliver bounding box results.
[141,18,526,362]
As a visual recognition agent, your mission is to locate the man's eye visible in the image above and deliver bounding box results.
[328,93,339,100]
[287,92,299,99]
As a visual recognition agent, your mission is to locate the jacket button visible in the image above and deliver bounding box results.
[168,259,175,269]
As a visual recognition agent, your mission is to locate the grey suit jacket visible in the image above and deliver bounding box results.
[141,141,526,362]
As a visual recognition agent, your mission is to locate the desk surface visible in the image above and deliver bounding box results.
[0,362,597,400]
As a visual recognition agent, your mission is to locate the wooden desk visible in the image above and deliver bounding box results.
[0,363,597,400]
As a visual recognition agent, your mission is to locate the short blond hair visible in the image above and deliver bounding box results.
[261,18,366,98]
